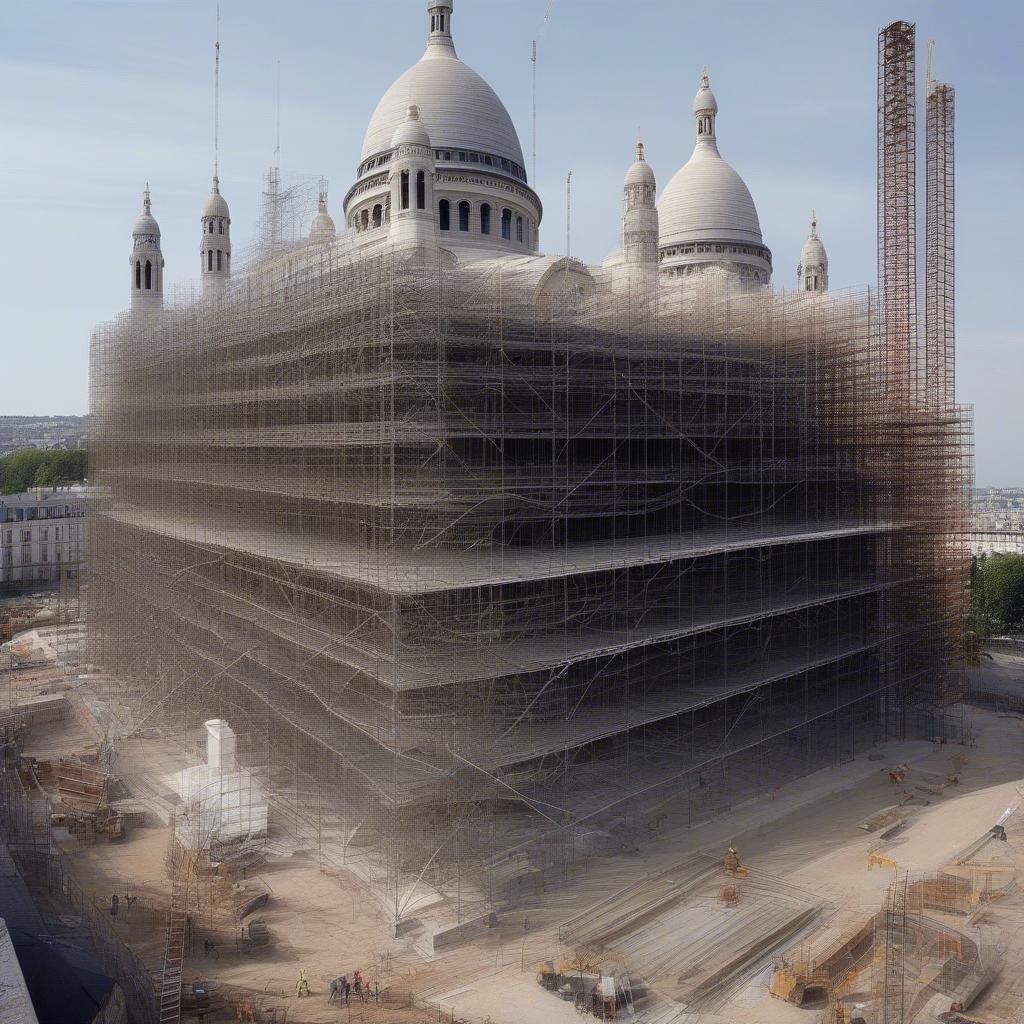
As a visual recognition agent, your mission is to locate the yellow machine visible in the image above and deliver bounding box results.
[724,846,749,878]
[867,851,898,871]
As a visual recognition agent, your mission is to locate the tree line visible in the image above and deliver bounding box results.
[0,448,88,495]
[970,553,1024,638]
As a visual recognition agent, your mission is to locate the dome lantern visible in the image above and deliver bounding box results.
[694,67,718,141]
[427,0,455,53]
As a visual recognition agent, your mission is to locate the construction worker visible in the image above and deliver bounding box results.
[353,967,366,1002]
[295,968,310,998]
[724,846,741,875]
[328,975,345,1004]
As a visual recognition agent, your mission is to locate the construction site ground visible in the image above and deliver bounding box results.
[5,638,1023,1023]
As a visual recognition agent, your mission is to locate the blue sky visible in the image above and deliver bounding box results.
[1,0,1021,484]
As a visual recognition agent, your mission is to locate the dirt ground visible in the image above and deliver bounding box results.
[7,632,1024,1024]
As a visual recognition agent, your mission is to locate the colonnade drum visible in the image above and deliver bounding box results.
[86,242,969,925]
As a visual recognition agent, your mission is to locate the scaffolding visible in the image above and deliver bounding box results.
[83,22,970,933]
[925,54,956,410]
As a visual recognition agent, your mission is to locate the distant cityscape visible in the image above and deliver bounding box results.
[0,415,87,455]
[972,487,1024,555]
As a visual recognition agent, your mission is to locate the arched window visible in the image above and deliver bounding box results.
[416,171,426,210]
[361,209,370,230]
[144,260,152,289]
[400,170,410,210]
[216,249,222,271]
[207,250,213,271]
[516,216,523,243]
[372,204,383,228]
[480,203,491,235]
[208,221,214,234]
[219,219,224,234]
[501,208,512,240]
[458,201,470,232]
[135,261,141,289]
[439,199,450,231]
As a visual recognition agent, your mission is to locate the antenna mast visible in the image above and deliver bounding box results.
[213,5,221,178]
[274,60,281,166]
[566,170,572,258]
[531,40,537,183]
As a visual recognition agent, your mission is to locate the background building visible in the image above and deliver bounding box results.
[0,486,86,592]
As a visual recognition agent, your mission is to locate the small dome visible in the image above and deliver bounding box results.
[692,69,718,115]
[800,214,827,265]
[625,140,656,186]
[390,105,432,149]
[202,177,230,219]
[309,195,337,244]
[132,188,160,236]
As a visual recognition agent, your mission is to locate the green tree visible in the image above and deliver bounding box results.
[0,448,87,495]
[970,553,1024,637]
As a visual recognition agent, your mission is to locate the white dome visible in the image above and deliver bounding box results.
[659,147,763,246]
[390,105,432,149]
[132,189,160,237]
[360,44,524,171]
[625,141,656,186]
[202,178,230,219]
[309,196,337,245]
[692,87,718,115]
[801,237,827,263]
[132,211,160,236]
[800,220,827,266]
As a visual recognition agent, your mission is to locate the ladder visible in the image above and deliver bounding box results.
[158,834,191,1024]
[881,872,907,1024]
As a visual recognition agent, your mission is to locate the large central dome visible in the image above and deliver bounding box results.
[359,3,525,174]
[343,1,540,257]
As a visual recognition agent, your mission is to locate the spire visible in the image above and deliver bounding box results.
[213,5,221,179]
[426,0,456,54]
[798,210,828,293]
[130,186,164,313]
[202,9,231,300]
[623,138,658,266]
